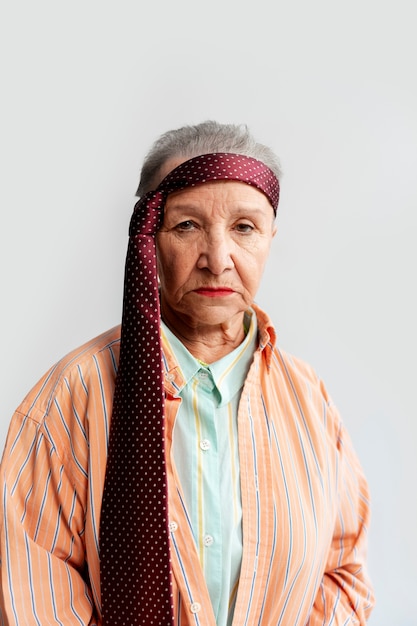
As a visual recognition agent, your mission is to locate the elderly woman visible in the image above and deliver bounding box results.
[0,121,374,625]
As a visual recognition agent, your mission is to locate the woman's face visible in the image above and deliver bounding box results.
[156,179,277,332]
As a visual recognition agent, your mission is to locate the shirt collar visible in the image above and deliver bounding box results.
[251,302,277,368]
[161,310,258,405]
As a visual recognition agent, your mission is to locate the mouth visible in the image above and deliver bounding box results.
[193,287,235,298]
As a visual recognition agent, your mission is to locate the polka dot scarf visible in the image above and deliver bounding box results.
[99,153,279,625]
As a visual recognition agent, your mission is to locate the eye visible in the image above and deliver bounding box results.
[234,222,254,234]
[175,220,196,231]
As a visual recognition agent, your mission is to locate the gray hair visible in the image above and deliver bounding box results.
[136,120,282,197]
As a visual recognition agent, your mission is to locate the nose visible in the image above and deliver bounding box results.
[196,230,234,275]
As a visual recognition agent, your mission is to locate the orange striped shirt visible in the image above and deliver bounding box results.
[0,305,375,624]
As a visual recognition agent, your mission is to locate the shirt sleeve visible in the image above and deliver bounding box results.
[307,404,375,625]
[0,405,99,625]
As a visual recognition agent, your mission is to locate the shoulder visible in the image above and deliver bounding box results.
[16,326,121,425]
[253,303,337,421]
[271,346,325,394]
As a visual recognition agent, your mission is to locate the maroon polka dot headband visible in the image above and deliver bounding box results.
[158,152,280,213]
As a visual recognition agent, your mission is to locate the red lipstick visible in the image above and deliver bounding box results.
[194,287,234,297]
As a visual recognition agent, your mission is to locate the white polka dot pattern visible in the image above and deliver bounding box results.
[100,192,174,625]
[159,152,280,212]
[99,153,279,625]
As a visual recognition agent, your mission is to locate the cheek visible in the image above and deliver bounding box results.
[238,242,270,273]
[157,247,194,287]
[237,247,271,294]
[156,237,174,278]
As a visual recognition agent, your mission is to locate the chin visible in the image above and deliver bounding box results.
[185,307,245,328]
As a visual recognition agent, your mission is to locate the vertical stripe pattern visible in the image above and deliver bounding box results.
[0,307,374,625]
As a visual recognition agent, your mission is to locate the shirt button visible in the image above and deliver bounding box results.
[198,370,209,379]
[203,534,214,547]
[165,372,175,382]
[190,602,201,614]
[168,521,178,532]
[200,439,210,451]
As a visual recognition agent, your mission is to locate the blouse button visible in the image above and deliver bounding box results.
[190,602,201,613]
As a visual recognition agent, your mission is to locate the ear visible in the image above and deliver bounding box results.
[272,223,278,238]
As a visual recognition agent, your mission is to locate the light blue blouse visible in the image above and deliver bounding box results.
[161,310,257,626]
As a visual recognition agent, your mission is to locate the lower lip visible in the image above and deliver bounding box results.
[194,289,234,298]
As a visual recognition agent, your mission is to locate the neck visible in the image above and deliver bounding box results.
[161,310,246,363]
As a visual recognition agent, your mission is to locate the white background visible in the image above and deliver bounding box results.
[1,2,416,624]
